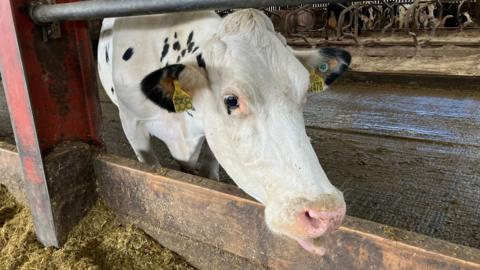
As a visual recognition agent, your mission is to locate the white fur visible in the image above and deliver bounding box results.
[98,9,345,243]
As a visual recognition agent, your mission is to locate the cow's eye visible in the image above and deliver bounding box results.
[224,95,239,113]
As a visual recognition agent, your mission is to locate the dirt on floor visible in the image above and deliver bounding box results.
[0,185,195,270]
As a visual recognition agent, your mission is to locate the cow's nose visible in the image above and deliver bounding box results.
[297,205,346,238]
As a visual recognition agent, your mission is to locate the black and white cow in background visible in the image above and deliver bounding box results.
[398,2,474,29]
[98,9,351,255]
[438,2,474,27]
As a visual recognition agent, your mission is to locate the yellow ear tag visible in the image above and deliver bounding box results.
[308,69,325,93]
[172,80,194,112]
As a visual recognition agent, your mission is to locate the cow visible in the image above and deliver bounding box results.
[97,9,351,256]
[418,3,437,29]
[326,1,367,35]
[359,6,376,31]
[439,3,474,28]
[397,4,411,29]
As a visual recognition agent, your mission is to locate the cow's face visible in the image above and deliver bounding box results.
[145,9,351,255]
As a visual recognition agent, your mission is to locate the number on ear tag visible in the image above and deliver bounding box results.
[308,69,325,93]
[172,80,193,112]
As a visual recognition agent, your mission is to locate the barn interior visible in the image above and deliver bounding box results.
[1,0,480,269]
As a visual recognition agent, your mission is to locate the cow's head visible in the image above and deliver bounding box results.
[142,9,351,255]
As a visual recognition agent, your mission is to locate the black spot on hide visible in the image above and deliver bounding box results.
[140,65,185,113]
[122,47,134,61]
[321,48,352,66]
[173,41,181,51]
[196,54,206,69]
[188,42,195,53]
[187,31,194,45]
[160,43,169,62]
[320,48,351,86]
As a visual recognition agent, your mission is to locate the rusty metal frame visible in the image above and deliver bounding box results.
[0,0,101,247]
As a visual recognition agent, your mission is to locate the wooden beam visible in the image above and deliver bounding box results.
[0,141,98,246]
[95,154,480,270]
[0,142,25,204]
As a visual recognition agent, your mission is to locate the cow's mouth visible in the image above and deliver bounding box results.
[296,232,338,256]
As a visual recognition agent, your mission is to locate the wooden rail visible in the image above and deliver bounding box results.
[3,142,478,270]
[93,154,480,270]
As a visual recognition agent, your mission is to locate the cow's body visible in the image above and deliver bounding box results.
[438,3,474,28]
[98,9,351,255]
[98,12,221,177]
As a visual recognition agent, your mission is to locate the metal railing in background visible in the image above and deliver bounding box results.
[30,0,369,23]
[263,0,479,47]
[32,0,479,48]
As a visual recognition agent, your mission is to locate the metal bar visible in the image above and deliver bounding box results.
[288,38,480,47]
[337,5,354,38]
[0,0,102,247]
[31,0,367,23]
[0,0,59,246]
[458,0,467,30]
[476,0,480,25]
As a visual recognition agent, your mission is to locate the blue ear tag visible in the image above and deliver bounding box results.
[318,63,329,73]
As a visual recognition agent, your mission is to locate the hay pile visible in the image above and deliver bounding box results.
[0,185,194,270]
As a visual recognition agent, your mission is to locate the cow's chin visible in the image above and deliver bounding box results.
[296,233,337,256]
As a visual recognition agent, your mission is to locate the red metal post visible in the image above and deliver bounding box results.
[0,0,102,246]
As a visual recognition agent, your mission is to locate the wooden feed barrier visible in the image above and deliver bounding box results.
[0,143,479,269]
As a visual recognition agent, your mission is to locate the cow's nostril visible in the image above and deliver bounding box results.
[303,210,322,229]
[299,207,346,238]
[304,209,323,221]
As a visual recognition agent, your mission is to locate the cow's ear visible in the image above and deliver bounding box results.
[292,48,351,90]
[141,64,208,113]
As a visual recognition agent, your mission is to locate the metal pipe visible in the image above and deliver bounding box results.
[30,0,355,24]
[431,0,443,36]
[380,0,394,35]
[336,4,353,38]
[405,0,421,33]
[458,0,467,31]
